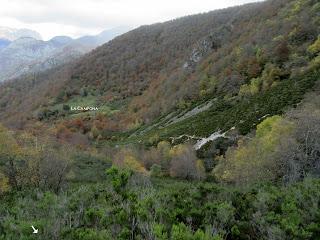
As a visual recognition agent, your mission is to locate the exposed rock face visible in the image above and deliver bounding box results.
[183,24,232,69]
[183,37,213,69]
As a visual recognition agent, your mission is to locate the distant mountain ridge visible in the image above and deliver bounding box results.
[0,26,131,82]
[0,26,42,41]
[75,26,132,46]
[49,36,73,46]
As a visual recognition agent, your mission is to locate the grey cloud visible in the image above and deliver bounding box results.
[2,0,264,39]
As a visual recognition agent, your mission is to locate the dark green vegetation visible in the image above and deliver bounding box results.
[1,170,320,240]
[138,68,320,141]
[0,0,320,239]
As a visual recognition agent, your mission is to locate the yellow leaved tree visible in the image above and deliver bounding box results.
[214,116,295,185]
[308,36,320,55]
[114,148,147,174]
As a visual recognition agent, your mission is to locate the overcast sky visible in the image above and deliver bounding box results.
[0,0,263,40]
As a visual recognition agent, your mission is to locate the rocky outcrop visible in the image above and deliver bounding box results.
[183,24,233,69]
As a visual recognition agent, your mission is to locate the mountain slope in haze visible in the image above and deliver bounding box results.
[0,37,59,81]
[0,37,88,82]
[0,26,42,41]
[0,38,11,50]
[50,36,74,46]
[75,26,132,46]
[0,27,131,82]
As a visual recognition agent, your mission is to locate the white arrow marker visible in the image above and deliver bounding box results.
[31,225,38,234]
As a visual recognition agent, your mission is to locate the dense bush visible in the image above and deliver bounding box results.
[0,169,320,239]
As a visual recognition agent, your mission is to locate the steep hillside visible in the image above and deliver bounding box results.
[0,0,319,142]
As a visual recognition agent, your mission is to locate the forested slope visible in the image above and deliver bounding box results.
[1,0,319,135]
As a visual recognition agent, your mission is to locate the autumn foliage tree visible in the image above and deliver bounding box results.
[0,124,73,192]
[0,124,22,190]
[169,144,205,180]
[214,116,295,184]
[113,148,147,174]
